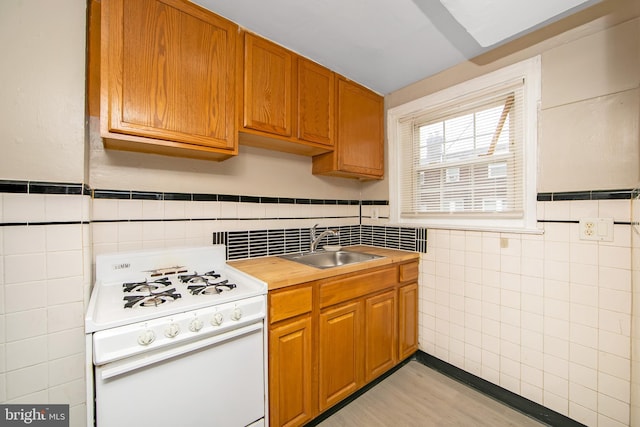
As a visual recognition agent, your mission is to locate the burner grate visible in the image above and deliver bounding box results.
[123,278,172,293]
[187,280,237,296]
[178,271,221,283]
[123,289,182,309]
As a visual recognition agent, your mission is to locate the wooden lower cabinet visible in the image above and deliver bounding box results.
[364,290,397,382]
[399,283,419,360]
[319,301,363,411]
[269,315,313,427]
[268,261,419,427]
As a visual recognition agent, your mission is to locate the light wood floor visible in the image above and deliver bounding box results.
[317,361,547,427]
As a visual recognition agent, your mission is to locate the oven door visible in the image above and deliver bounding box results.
[94,321,265,427]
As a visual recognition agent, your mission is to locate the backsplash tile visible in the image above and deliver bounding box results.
[220,224,427,260]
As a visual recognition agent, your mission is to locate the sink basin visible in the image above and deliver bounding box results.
[280,250,383,269]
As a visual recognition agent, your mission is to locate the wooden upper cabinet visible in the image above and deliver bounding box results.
[240,32,334,156]
[312,77,384,180]
[100,0,238,160]
[297,58,334,146]
[243,33,293,137]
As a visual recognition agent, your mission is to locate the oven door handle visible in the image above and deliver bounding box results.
[100,322,263,380]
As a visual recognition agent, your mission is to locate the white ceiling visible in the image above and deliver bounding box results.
[193,0,600,95]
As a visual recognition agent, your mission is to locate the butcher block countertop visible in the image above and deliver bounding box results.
[228,245,419,291]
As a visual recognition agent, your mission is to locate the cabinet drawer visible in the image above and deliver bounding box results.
[399,262,419,283]
[269,286,313,324]
[319,267,396,308]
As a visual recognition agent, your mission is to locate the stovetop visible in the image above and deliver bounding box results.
[85,245,267,333]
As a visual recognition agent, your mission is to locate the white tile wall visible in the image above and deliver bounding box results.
[630,192,640,426]
[90,196,361,256]
[2,187,635,427]
[418,198,634,426]
[0,193,88,425]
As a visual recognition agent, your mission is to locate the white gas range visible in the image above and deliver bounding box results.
[85,245,268,427]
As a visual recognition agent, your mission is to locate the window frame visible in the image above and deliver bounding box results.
[388,56,541,233]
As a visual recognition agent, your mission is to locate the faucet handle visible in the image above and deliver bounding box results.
[311,223,319,236]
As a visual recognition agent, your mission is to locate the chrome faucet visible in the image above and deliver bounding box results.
[310,224,339,253]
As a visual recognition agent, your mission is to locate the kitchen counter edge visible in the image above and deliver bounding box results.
[228,245,420,291]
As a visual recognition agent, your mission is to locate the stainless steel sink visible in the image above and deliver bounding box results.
[280,250,383,269]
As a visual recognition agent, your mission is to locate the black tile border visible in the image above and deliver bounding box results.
[537,189,635,201]
[240,195,260,203]
[93,189,130,199]
[1,220,91,227]
[0,180,636,231]
[218,194,240,202]
[260,196,279,204]
[131,191,163,200]
[415,351,586,427]
[0,180,87,195]
[0,180,28,193]
[193,193,217,202]
[163,192,191,201]
[1,180,634,204]
[361,200,389,206]
[91,188,366,206]
[29,181,84,195]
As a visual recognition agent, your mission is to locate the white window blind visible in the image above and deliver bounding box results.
[398,79,525,219]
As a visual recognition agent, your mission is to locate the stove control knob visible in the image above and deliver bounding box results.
[165,323,180,338]
[189,318,204,332]
[211,312,224,326]
[137,330,156,346]
[231,307,243,321]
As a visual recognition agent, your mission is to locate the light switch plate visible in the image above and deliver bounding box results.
[579,218,614,241]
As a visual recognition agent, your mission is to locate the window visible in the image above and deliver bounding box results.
[388,57,540,232]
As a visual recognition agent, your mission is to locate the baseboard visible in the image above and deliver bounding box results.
[415,351,586,427]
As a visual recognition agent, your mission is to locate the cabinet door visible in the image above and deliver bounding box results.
[364,290,397,382]
[319,301,363,411]
[336,78,383,177]
[399,283,419,360]
[243,33,293,136]
[312,77,383,179]
[103,0,237,152]
[298,58,334,146]
[269,316,313,427]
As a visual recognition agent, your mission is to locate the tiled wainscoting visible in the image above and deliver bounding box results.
[0,180,425,427]
[2,180,637,427]
[0,182,91,427]
[419,189,638,427]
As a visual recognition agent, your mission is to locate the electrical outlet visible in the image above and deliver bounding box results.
[583,220,596,237]
[579,218,614,241]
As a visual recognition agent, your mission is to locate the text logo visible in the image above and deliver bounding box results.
[1,405,69,427]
